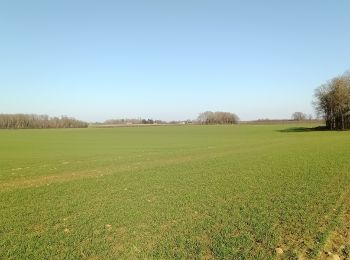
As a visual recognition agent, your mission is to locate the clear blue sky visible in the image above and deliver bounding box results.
[1,0,349,122]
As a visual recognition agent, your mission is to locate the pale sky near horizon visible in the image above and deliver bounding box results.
[0,0,349,122]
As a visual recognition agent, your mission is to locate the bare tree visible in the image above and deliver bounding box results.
[0,114,88,129]
[197,111,239,124]
[292,112,307,121]
[314,71,350,130]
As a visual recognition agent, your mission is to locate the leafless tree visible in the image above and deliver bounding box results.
[0,114,88,129]
[292,112,307,121]
[197,111,239,124]
[314,71,350,130]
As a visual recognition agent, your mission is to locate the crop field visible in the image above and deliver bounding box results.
[1,125,350,259]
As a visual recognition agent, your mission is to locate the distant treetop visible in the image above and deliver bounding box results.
[197,111,239,125]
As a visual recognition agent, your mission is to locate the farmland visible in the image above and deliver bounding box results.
[1,125,350,259]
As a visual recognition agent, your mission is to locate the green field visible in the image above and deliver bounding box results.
[1,125,350,259]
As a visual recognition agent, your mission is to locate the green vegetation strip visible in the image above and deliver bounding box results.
[1,125,350,259]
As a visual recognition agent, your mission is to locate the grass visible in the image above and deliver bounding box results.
[1,124,350,259]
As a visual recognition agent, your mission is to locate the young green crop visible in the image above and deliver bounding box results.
[1,125,350,259]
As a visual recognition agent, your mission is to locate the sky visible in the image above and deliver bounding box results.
[0,0,349,122]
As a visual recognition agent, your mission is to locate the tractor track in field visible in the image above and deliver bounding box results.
[317,186,350,259]
[0,141,285,192]
[296,182,350,259]
[0,149,233,192]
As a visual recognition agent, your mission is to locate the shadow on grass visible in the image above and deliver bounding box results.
[278,126,328,133]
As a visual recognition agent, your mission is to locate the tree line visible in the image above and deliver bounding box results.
[103,118,167,125]
[102,112,240,126]
[197,111,239,124]
[0,114,88,129]
[314,71,350,130]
